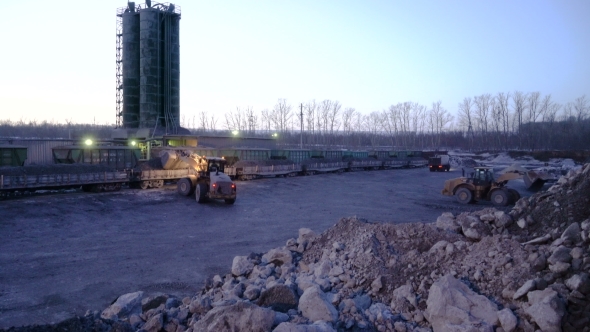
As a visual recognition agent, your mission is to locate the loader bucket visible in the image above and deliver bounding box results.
[523,170,548,191]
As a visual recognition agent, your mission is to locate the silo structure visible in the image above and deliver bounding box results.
[122,11,140,128]
[139,8,161,129]
[116,2,181,132]
[167,12,181,131]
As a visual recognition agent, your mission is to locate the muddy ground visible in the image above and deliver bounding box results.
[0,167,533,328]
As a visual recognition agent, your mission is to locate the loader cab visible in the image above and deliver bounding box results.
[472,167,494,186]
[207,158,226,175]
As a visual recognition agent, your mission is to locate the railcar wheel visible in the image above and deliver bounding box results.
[139,181,150,190]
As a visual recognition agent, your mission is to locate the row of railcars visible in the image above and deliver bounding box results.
[0,143,427,196]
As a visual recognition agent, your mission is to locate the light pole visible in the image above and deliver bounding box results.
[300,103,304,149]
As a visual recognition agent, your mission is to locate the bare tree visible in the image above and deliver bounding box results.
[342,107,356,146]
[199,111,209,130]
[260,109,272,131]
[474,94,492,140]
[305,100,317,135]
[328,101,342,134]
[318,100,332,135]
[410,103,425,148]
[271,99,292,132]
[573,95,588,122]
[458,97,475,149]
[512,91,527,148]
[382,105,398,147]
[495,92,511,149]
[224,107,248,131]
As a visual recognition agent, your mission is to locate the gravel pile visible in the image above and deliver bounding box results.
[4,164,589,332]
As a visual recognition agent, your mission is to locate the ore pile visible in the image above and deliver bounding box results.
[6,164,590,332]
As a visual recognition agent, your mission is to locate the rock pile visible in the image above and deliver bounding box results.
[6,163,589,332]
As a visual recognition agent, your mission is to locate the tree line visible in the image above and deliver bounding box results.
[183,92,589,151]
[2,91,588,152]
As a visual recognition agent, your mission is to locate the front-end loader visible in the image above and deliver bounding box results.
[162,150,237,204]
[441,164,552,206]
[441,166,521,206]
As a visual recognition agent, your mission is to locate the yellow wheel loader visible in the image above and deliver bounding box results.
[441,166,523,206]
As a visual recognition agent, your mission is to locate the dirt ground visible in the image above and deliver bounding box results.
[0,167,531,328]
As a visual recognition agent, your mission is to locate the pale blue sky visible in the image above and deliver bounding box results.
[0,0,588,126]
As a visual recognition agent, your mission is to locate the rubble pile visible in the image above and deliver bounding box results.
[6,163,590,332]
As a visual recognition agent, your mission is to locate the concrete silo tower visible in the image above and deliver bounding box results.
[116,1,181,133]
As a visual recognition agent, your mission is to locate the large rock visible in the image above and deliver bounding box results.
[548,246,572,265]
[497,308,517,332]
[458,215,490,241]
[561,222,581,244]
[436,213,461,233]
[273,321,336,332]
[513,279,536,300]
[262,248,293,266]
[425,275,499,332]
[232,255,254,276]
[493,211,513,228]
[192,301,275,332]
[257,284,299,312]
[298,286,338,323]
[565,273,590,294]
[297,228,317,251]
[101,291,144,320]
[525,288,565,332]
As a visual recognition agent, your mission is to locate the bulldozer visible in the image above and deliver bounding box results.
[161,150,237,204]
[442,165,552,206]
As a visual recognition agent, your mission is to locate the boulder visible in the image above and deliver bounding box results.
[232,255,253,276]
[142,313,163,332]
[298,286,338,323]
[429,240,450,254]
[513,279,536,300]
[189,295,212,314]
[525,289,565,332]
[297,228,317,250]
[101,291,144,320]
[244,285,262,301]
[458,215,490,241]
[547,246,572,265]
[262,248,293,266]
[497,308,517,332]
[192,301,275,332]
[565,273,590,294]
[424,275,499,332]
[561,222,581,244]
[493,211,513,228]
[436,213,461,233]
[257,284,299,312]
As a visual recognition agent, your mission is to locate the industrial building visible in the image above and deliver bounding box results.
[116,1,181,134]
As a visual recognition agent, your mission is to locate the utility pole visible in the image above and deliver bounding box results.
[300,103,304,149]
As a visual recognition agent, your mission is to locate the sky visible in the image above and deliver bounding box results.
[0,0,588,127]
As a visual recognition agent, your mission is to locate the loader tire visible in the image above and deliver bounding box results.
[508,189,521,205]
[455,187,473,204]
[177,178,194,196]
[196,183,208,203]
[491,189,510,206]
